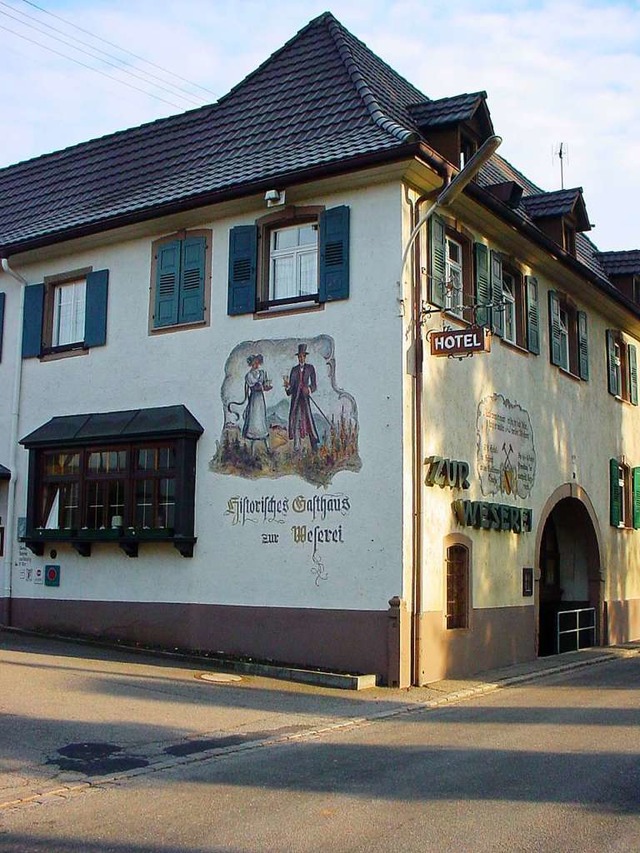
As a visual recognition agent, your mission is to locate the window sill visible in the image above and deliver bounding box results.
[22,530,195,558]
[150,319,208,335]
[254,301,324,320]
[40,346,89,362]
[499,338,531,356]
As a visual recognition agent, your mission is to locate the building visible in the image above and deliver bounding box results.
[1,12,640,686]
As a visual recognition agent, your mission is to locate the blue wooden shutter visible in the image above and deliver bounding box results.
[474,243,490,327]
[548,291,563,367]
[577,310,589,380]
[525,276,540,354]
[179,236,206,323]
[319,206,350,302]
[155,240,181,327]
[490,250,503,336]
[84,269,109,348]
[610,458,622,527]
[0,292,4,363]
[606,330,619,396]
[629,344,638,406]
[22,282,44,358]
[228,226,257,316]
[430,215,446,308]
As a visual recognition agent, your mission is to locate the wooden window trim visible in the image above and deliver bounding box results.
[443,533,472,631]
[42,267,93,354]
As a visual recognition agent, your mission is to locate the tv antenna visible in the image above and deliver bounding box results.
[553,143,567,189]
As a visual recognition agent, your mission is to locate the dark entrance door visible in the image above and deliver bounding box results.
[538,497,601,656]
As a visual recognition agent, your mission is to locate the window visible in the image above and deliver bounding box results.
[22,269,109,358]
[501,266,535,350]
[606,330,638,404]
[429,215,472,317]
[548,291,589,379]
[20,405,203,557]
[610,459,640,529]
[228,206,350,315]
[150,231,210,330]
[446,543,470,629]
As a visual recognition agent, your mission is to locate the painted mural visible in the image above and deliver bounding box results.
[210,336,360,486]
[476,394,536,499]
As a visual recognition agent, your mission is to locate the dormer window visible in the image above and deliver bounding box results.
[563,221,576,256]
[460,135,478,169]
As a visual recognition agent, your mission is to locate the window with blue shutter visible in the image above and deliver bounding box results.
[548,290,588,380]
[490,250,503,337]
[606,330,638,405]
[525,276,540,354]
[152,232,209,329]
[474,243,490,327]
[227,206,350,316]
[429,215,447,309]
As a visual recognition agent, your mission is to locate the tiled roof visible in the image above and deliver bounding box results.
[597,251,640,277]
[0,13,425,255]
[0,464,10,480]
[521,188,584,219]
[408,92,487,127]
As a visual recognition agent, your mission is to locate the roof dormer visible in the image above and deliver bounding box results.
[521,188,591,256]
[597,250,640,306]
[408,91,494,169]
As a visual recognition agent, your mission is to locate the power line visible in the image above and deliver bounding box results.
[18,0,218,99]
[0,1,208,106]
[0,21,187,109]
[0,5,206,108]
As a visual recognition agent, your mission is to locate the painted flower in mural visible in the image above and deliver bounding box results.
[210,335,361,486]
[476,394,536,499]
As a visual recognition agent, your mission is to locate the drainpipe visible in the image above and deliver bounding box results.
[398,135,502,685]
[1,257,28,627]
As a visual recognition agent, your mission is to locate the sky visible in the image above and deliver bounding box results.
[0,0,638,252]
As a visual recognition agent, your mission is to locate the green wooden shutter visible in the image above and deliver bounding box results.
[179,236,206,323]
[474,242,490,327]
[629,344,638,406]
[0,292,4,363]
[633,467,640,529]
[319,206,349,302]
[84,269,109,348]
[429,215,446,308]
[606,330,619,396]
[22,282,44,358]
[155,241,181,327]
[490,250,503,336]
[577,310,589,381]
[548,290,563,367]
[525,276,540,354]
[228,225,257,316]
[610,458,622,527]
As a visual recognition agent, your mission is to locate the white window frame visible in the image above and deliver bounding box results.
[502,270,517,344]
[558,306,570,371]
[445,236,464,314]
[52,278,86,347]
[269,223,318,303]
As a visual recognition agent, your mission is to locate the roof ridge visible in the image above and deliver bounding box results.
[325,15,417,144]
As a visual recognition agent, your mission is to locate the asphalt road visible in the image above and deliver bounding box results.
[0,637,639,852]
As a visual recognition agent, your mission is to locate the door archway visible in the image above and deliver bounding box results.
[536,484,604,656]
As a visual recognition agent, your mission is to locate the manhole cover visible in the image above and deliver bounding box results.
[196,672,243,683]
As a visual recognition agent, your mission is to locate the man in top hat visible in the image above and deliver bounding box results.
[284,343,319,452]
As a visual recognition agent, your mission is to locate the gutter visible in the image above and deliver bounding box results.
[0,257,27,626]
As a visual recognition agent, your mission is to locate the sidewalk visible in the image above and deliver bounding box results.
[0,629,637,812]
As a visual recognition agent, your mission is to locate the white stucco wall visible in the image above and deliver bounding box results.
[418,214,640,616]
[5,180,407,613]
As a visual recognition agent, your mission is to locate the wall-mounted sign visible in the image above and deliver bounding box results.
[44,565,60,587]
[477,394,536,499]
[453,499,532,533]
[424,456,470,490]
[430,327,490,358]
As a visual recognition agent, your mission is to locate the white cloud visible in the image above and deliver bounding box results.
[0,0,637,249]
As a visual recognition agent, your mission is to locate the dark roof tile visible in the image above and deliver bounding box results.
[408,92,487,127]
[597,251,640,276]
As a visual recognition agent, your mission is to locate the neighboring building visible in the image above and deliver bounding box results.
[1,13,640,686]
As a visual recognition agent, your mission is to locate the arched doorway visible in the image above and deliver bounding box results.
[537,487,603,656]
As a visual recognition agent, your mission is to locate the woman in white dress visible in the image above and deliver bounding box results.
[241,354,272,453]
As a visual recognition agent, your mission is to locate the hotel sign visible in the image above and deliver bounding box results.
[430,327,490,357]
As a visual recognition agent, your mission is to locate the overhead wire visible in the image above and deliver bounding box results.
[0,1,207,107]
[0,5,206,108]
[17,0,218,99]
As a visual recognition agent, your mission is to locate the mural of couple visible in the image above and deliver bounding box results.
[211,335,360,486]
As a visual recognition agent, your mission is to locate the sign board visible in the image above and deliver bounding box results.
[430,327,490,358]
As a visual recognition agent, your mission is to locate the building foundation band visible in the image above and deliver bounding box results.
[1,13,640,686]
